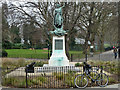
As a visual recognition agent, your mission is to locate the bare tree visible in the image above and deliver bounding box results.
[5,2,118,57]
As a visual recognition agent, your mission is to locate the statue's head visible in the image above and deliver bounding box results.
[56,4,61,8]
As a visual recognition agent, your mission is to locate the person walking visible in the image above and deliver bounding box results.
[113,47,117,59]
[118,47,120,59]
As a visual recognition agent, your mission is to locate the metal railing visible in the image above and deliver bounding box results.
[70,52,119,62]
[1,65,119,88]
[6,52,119,62]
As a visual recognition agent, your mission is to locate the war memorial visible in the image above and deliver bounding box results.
[44,4,70,67]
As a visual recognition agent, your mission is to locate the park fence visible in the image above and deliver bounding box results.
[70,52,119,62]
[1,65,119,88]
[7,52,119,62]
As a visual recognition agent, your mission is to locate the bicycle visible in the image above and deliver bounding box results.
[74,62,109,88]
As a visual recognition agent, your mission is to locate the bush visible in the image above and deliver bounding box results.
[75,63,81,67]
[12,43,23,49]
[2,77,26,88]
[70,44,84,51]
[104,46,113,51]
[2,41,13,49]
[34,61,48,67]
[2,50,8,57]
[35,44,48,49]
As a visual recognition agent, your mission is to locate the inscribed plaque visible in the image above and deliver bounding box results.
[55,39,63,50]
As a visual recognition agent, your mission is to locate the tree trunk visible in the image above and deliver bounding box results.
[84,28,91,54]
[65,34,70,60]
[84,3,94,55]
[99,34,104,52]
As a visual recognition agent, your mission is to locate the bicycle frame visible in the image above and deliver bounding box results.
[83,70,99,82]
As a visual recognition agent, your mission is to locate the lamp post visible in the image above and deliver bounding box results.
[48,44,50,59]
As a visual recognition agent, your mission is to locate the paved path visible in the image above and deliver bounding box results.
[91,84,119,88]
[0,83,119,89]
[76,50,119,62]
[88,50,119,61]
[104,84,119,88]
[1,84,119,90]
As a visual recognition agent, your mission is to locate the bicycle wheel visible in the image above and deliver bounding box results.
[97,73,109,87]
[74,74,88,88]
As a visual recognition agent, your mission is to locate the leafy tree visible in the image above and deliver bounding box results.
[10,25,21,43]
[2,3,11,49]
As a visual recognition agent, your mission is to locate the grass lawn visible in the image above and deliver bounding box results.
[69,51,83,54]
[6,49,48,54]
[5,49,83,59]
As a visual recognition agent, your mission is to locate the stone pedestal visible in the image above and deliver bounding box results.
[49,35,69,66]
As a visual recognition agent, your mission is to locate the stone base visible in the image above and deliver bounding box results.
[48,35,69,66]
[49,59,69,66]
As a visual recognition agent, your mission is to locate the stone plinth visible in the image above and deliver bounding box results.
[49,35,69,66]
